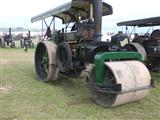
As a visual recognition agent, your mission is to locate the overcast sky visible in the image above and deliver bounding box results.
[0,0,159,32]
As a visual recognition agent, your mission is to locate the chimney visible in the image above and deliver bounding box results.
[93,0,102,41]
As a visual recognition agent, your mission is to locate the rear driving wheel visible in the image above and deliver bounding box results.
[0,37,5,48]
[11,42,15,48]
[31,42,35,48]
[20,39,24,48]
[147,58,160,72]
[35,41,59,82]
[126,43,147,62]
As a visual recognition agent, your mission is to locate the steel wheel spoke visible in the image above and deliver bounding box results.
[40,48,49,77]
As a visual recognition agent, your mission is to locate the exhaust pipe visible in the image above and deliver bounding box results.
[93,0,102,41]
[9,28,11,36]
[28,30,31,38]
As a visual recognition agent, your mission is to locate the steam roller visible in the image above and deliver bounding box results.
[31,0,153,107]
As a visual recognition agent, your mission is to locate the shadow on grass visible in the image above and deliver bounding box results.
[48,75,86,87]
[47,75,94,106]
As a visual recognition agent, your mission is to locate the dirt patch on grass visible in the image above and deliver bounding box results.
[0,59,9,65]
[0,59,18,65]
[0,86,11,93]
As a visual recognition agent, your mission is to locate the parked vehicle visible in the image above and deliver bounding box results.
[31,0,153,107]
[117,17,160,72]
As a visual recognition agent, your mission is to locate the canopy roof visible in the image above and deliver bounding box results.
[31,0,113,24]
[117,17,160,27]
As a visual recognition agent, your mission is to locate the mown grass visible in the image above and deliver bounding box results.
[0,48,160,120]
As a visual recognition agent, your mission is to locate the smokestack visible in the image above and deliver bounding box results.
[9,28,11,36]
[93,0,102,41]
[28,30,31,37]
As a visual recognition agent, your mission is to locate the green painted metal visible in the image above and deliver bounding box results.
[94,52,143,86]
[41,50,49,75]
[76,47,85,61]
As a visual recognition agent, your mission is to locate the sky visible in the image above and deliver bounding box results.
[0,0,160,33]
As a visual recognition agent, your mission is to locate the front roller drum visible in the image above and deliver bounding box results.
[35,41,59,82]
[88,60,151,107]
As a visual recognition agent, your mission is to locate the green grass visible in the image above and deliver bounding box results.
[1,48,160,120]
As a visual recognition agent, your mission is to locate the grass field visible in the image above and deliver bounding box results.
[1,48,160,120]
